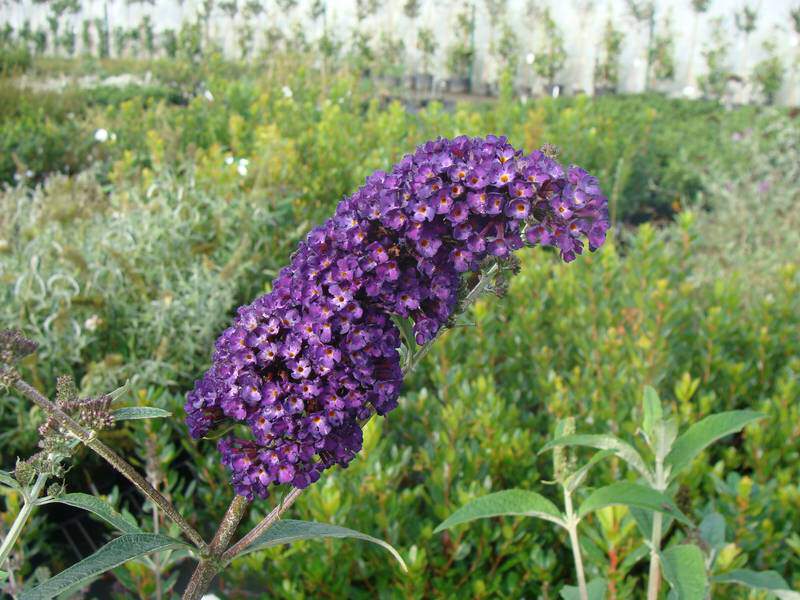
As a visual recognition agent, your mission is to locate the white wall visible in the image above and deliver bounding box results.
[3,0,799,103]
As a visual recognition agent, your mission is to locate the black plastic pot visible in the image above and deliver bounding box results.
[446,76,470,94]
[413,73,434,93]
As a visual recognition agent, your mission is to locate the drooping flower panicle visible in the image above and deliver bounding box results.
[186,136,609,499]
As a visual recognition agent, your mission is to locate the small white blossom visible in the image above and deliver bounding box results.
[84,314,101,332]
[200,595,221,600]
[94,128,109,143]
[281,85,293,99]
[237,158,249,177]
[204,89,214,102]
[225,155,235,165]
[525,53,535,65]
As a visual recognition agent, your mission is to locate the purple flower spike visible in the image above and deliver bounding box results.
[186,136,609,500]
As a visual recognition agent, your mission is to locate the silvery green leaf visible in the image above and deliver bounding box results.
[107,380,130,402]
[642,385,662,442]
[653,418,679,464]
[541,435,653,483]
[20,534,187,600]
[236,519,407,572]
[565,450,616,493]
[560,578,607,600]
[698,512,726,550]
[0,469,21,491]
[40,493,142,534]
[661,544,708,600]
[630,506,674,540]
[112,407,171,421]
[665,411,764,480]
[712,569,800,600]
[434,489,565,532]
[577,483,691,526]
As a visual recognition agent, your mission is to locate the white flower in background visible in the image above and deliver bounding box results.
[25,170,33,178]
[551,85,561,99]
[94,128,109,143]
[200,595,221,600]
[225,155,234,165]
[237,158,249,177]
[281,85,293,99]
[204,89,214,102]
[111,132,117,141]
[84,314,102,332]
[525,53,535,65]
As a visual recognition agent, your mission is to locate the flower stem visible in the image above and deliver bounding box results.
[647,512,663,600]
[563,488,589,600]
[0,472,47,572]
[647,459,666,600]
[182,495,250,600]
[7,374,207,551]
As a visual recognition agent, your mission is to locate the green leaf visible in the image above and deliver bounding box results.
[540,435,652,483]
[642,385,662,440]
[236,519,407,572]
[629,506,674,541]
[712,569,800,600]
[434,489,565,533]
[577,483,691,526]
[661,544,708,600]
[40,493,142,534]
[107,380,130,402]
[560,578,607,600]
[0,570,7,582]
[112,407,171,421]
[698,512,726,550]
[20,534,187,600]
[0,469,21,491]
[665,411,764,479]
[565,450,616,493]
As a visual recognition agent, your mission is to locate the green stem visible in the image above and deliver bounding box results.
[647,460,665,600]
[0,473,48,571]
[563,488,588,600]
[182,495,250,600]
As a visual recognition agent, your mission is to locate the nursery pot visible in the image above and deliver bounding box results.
[544,83,563,98]
[413,73,434,93]
[594,84,616,97]
[478,81,495,97]
[446,77,470,95]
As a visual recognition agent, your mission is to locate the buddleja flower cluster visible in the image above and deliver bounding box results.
[186,136,609,499]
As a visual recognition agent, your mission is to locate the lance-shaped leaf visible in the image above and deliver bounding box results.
[560,577,607,600]
[541,435,652,483]
[235,519,407,572]
[565,450,616,493]
[112,407,172,421]
[39,493,142,534]
[665,411,764,480]
[642,385,662,441]
[577,482,691,526]
[712,569,800,600]
[0,469,21,492]
[434,489,565,533]
[20,534,187,600]
[660,544,708,600]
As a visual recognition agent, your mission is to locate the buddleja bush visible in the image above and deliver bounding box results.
[1,135,609,599]
[437,387,799,600]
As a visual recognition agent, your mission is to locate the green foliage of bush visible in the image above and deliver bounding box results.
[0,60,768,224]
